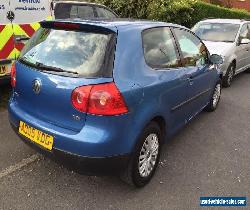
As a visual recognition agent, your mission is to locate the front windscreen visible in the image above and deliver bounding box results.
[192,23,240,42]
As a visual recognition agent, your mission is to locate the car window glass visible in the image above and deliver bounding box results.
[174,28,208,67]
[96,7,117,18]
[54,4,71,19]
[143,27,180,69]
[20,28,116,78]
[70,5,95,19]
[192,23,239,43]
[239,24,250,41]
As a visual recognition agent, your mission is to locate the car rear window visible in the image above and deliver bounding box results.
[54,3,95,19]
[19,27,116,78]
[96,7,117,19]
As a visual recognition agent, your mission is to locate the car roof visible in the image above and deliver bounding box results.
[55,1,111,8]
[199,18,250,24]
[50,18,186,32]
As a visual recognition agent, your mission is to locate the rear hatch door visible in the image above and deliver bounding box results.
[15,22,117,132]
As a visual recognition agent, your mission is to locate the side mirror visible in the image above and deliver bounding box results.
[240,38,250,45]
[210,54,223,65]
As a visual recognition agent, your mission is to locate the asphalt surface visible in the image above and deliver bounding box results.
[0,73,249,210]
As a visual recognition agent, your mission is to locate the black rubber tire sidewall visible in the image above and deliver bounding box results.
[130,122,162,187]
[204,80,222,112]
[223,63,235,88]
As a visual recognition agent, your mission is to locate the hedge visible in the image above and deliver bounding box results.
[91,0,250,28]
[190,2,250,27]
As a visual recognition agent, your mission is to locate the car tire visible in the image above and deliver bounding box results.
[222,63,235,88]
[120,122,162,188]
[204,80,222,112]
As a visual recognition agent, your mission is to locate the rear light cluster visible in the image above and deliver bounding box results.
[71,82,128,116]
[10,63,16,88]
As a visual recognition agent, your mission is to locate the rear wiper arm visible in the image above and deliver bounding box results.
[36,63,79,75]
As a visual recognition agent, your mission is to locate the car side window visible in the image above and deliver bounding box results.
[239,24,250,41]
[70,5,95,19]
[96,7,117,18]
[174,28,209,67]
[142,27,181,69]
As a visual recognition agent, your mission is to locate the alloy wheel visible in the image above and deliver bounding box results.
[227,66,234,85]
[138,133,159,178]
[212,83,221,108]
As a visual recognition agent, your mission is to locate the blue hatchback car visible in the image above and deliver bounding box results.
[9,19,223,187]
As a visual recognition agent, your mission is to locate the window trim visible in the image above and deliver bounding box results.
[171,27,210,67]
[141,26,183,70]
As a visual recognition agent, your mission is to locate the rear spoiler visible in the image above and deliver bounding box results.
[40,21,116,34]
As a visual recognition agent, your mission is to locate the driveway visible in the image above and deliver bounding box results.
[0,73,249,210]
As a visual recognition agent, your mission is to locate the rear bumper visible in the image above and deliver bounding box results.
[10,123,130,175]
[9,97,137,157]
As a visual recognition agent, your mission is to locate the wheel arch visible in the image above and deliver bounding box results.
[231,59,236,69]
[151,116,167,141]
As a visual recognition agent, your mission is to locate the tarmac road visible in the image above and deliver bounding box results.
[0,73,249,210]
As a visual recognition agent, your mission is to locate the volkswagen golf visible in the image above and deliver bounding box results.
[9,19,223,187]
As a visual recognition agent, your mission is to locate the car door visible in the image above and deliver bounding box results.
[235,23,250,72]
[142,27,190,132]
[173,28,217,120]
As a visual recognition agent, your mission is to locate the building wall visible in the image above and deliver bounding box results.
[204,0,250,12]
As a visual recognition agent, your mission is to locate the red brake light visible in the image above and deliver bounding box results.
[11,63,16,88]
[54,22,80,30]
[71,82,128,116]
[71,85,92,113]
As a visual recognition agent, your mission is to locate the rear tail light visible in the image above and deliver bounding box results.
[71,82,128,116]
[10,63,16,88]
[71,85,92,113]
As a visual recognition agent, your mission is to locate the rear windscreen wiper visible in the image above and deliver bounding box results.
[36,62,79,75]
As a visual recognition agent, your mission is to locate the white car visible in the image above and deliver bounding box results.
[192,19,250,87]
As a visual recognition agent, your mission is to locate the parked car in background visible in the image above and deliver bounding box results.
[9,19,223,187]
[192,19,250,87]
[53,1,118,19]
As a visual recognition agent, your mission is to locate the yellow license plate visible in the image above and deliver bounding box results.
[0,65,7,76]
[19,121,54,150]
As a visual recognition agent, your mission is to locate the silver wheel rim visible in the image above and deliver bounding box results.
[227,66,234,85]
[212,84,221,108]
[138,133,159,178]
